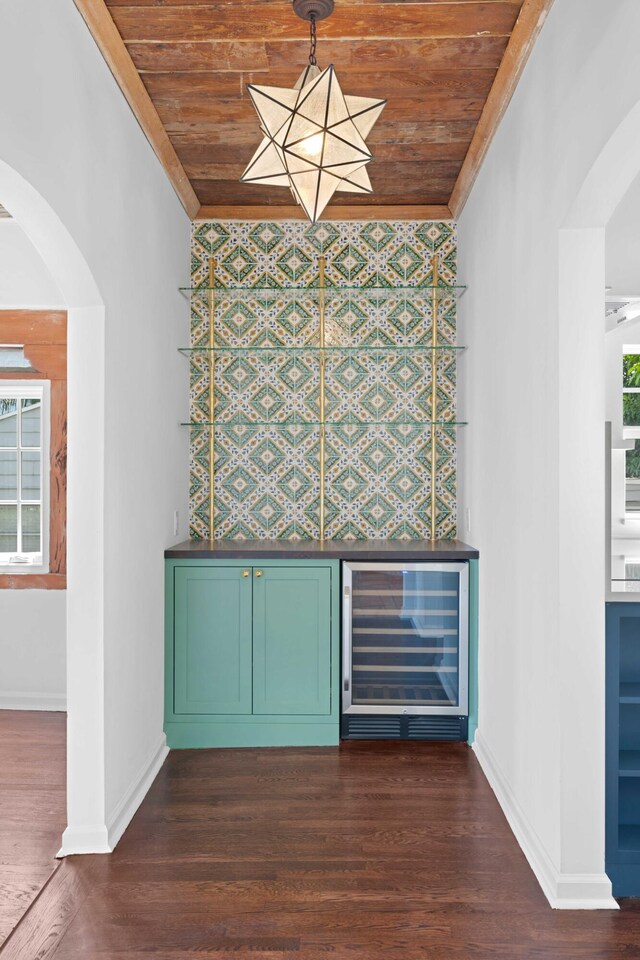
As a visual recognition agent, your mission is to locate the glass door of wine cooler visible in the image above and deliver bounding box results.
[342,562,469,716]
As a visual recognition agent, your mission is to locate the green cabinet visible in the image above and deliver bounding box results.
[165,559,339,748]
[253,567,331,716]
[174,566,252,716]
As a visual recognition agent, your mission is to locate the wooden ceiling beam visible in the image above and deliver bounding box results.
[449,0,555,216]
[74,0,199,218]
[195,204,454,222]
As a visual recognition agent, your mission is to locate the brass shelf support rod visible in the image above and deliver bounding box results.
[430,252,438,541]
[208,257,216,539]
[319,254,326,540]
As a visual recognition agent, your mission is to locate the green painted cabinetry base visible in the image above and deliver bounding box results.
[165,559,340,748]
[165,720,340,749]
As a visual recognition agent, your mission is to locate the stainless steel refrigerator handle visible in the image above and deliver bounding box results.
[342,576,353,711]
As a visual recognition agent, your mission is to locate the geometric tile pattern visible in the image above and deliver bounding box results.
[188,220,458,540]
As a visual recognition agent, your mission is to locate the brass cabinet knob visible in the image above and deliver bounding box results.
[255,570,263,578]
[242,570,250,578]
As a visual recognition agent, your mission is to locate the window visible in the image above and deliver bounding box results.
[623,353,640,514]
[0,382,49,571]
[623,353,640,427]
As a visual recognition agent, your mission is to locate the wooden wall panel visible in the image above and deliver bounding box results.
[107,3,521,42]
[151,95,487,127]
[191,181,456,205]
[127,35,511,74]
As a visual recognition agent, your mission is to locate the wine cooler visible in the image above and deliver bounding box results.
[341,562,469,741]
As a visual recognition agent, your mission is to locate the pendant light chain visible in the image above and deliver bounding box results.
[309,14,318,66]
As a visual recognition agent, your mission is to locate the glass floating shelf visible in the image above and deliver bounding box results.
[179,284,466,303]
[179,344,466,355]
[181,420,468,428]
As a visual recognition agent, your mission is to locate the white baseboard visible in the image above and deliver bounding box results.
[58,824,111,856]
[56,733,168,858]
[0,692,66,711]
[473,731,618,910]
[106,733,169,850]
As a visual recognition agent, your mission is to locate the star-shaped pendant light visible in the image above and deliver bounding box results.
[240,0,386,223]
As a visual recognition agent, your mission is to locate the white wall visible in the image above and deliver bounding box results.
[0,591,66,710]
[0,0,190,849]
[458,0,640,908]
[0,219,64,307]
[604,175,640,578]
[607,173,640,296]
[0,219,66,709]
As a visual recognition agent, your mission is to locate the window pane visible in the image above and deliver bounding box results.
[0,504,17,552]
[21,400,40,447]
[21,504,40,553]
[624,393,640,427]
[0,400,17,446]
[0,450,17,498]
[626,441,640,513]
[624,355,640,388]
[21,450,41,500]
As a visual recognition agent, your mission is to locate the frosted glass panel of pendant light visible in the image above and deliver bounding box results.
[348,98,387,138]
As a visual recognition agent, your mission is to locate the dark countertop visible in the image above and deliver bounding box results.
[165,539,479,560]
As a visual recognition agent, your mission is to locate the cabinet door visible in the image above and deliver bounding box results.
[252,566,331,716]
[174,566,252,715]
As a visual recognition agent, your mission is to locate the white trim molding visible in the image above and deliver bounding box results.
[0,692,66,711]
[473,732,618,910]
[57,735,168,857]
[58,824,111,857]
[106,733,169,850]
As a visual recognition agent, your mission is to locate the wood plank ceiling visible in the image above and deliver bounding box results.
[79,0,554,220]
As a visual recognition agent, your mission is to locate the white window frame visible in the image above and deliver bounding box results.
[0,380,50,573]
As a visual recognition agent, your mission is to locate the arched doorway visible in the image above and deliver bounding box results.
[0,158,110,854]
[554,97,640,903]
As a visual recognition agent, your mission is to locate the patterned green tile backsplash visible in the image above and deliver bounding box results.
[189,220,458,541]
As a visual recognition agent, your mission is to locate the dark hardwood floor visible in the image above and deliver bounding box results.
[0,710,66,945]
[4,740,640,959]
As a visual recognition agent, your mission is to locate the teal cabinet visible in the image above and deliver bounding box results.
[174,566,252,715]
[165,559,339,748]
[253,567,331,716]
